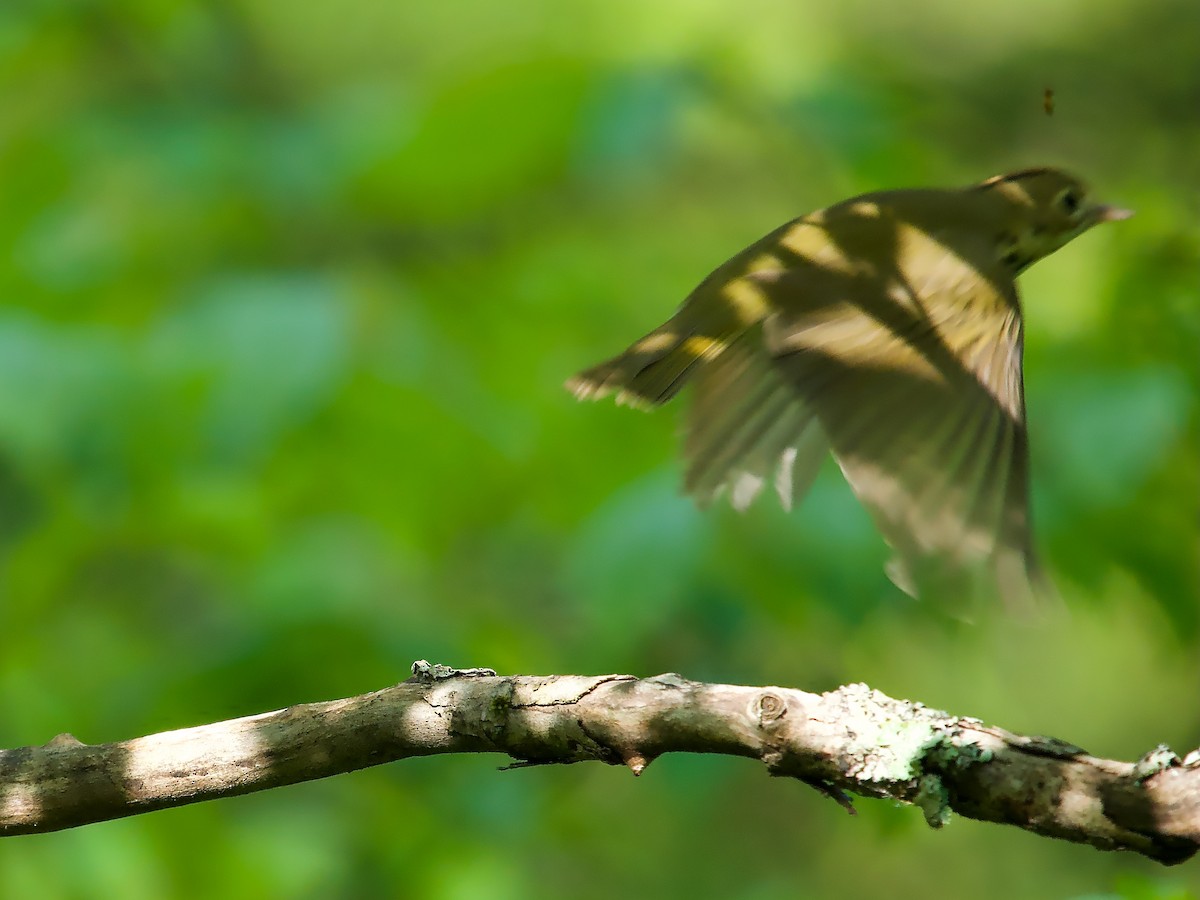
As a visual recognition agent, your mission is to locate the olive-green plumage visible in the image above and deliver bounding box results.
[568,168,1131,607]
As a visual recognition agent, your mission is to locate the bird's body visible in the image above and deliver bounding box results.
[568,169,1130,607]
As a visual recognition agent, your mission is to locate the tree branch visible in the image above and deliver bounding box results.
[2,662,1197,864]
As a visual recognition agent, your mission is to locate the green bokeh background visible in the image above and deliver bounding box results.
[2,0,1198,896]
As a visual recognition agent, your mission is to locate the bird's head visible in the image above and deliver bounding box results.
[973,168,1133,272]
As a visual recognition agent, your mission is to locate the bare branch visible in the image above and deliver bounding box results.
[1,662,1197,864]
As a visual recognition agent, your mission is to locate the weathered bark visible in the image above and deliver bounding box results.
[1,662,1196,864]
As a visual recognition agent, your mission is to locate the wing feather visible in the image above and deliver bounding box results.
[759,257,1043,607]
[683,327,829,512]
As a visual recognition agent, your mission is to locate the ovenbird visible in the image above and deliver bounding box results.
[568,168,1131,607]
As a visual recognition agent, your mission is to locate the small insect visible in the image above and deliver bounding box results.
[1043,87,1055,116]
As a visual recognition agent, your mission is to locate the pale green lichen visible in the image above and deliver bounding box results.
[830,683,949,783]
[827,683,997,829]
[1133,744,1181,782]
[914,774,951,828]
[925,724,994,769]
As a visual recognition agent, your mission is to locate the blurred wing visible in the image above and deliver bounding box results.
[683,325,829,512]
[759,266,1043,607]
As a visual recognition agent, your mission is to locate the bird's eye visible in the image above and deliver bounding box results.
[1059,189,1081,214]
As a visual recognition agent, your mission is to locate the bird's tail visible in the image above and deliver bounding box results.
[565,314,731,409]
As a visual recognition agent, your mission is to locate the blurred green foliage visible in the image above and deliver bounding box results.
[1,0,1198,896]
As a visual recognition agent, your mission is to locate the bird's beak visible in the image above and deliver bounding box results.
[1088,204,1134,223]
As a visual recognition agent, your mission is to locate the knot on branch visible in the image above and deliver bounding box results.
[756,693,787,725]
